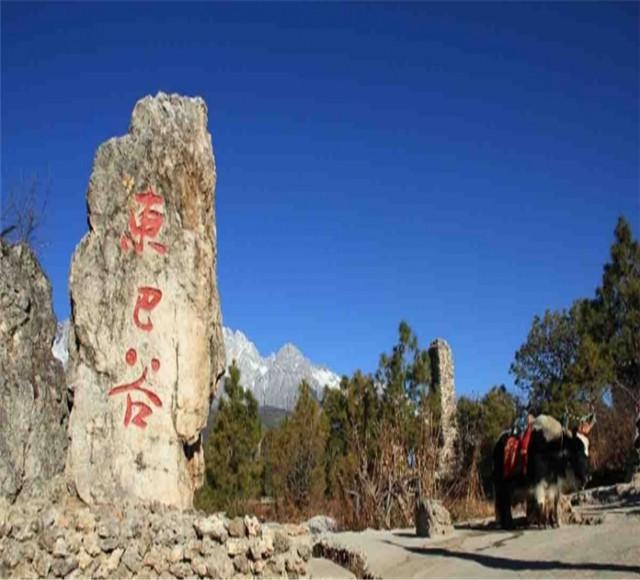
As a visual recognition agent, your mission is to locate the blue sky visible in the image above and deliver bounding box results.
[2,2,638,397]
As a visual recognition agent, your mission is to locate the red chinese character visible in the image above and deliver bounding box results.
[109,349,162,429]
[133,286,163,331]
[120,188,167,255]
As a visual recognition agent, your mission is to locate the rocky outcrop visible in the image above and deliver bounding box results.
[414,498,453,538]
[0,240,69,504]
[0,479,311,579]
[429,339,458,480]
[67,93,225,510]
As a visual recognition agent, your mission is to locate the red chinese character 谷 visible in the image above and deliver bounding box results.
[120,188,167,255]
[133,286,163,331]
[109,349,162,429]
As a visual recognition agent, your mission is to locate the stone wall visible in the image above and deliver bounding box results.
[428,338,458,480]
[0,240,69,504]
[0,479,311,579]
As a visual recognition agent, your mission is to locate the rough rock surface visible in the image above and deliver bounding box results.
[0,240,69,504]
[0,479,311,579]
[312,539,376,579]
[428,339,458,480]
[414,498,453,538]
[571,480,640,507]
[67,92,225,509]
[305,515,338,536]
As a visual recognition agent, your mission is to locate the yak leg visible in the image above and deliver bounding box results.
[549,485,560,528]
[495,482,514,529]
[526,497,538,527]
[533,482,548,528]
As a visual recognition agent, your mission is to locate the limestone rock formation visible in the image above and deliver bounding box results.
[67,93,225,510]
[305,515,338,536]
[429,338,458,480]
[414,498,453,538]
[0,240,69,503]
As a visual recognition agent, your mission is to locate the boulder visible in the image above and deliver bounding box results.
[0,240,69,503]
[305,515,338,536]
[66,92,225,509]
[415,497,453,537]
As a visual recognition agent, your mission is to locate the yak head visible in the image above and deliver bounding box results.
[562,414,596,491]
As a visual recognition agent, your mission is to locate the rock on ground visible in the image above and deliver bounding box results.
[305,515,338,536]
[66,92,225,510]
[415,498,453,538]
[0,240,69,504]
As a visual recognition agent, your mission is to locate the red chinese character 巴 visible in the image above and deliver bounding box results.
[133,286,163,331]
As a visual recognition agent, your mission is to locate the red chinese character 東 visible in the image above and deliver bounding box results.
[133,286,163,331]
[120,189,167,255]
[109,349,162,429]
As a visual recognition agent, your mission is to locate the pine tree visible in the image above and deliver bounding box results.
[267,381,328,514]
[511,217,639,420]
[195,361,262,515]
[594,217,640,405]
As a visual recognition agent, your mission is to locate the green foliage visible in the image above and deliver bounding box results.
[593,217,640,404]
[510,308,583,417]
[480,385,518,445]
[321,322,442,529]
[377,321,433,451]
[377,320,431,409]
[258,405,290,430]
[457,385,518,492]
[195,361,262,515]
[266,381,329,514]
[511,217,639,421]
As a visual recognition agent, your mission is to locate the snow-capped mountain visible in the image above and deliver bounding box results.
[52,322,340,410]
[52,320,71,368]
[222,328,340,410]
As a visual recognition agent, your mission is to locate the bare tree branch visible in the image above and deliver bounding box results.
[0,172,51,249]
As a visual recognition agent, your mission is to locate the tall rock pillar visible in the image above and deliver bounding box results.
[67,93,225,509]
[429,338,458,481]
[0,241,69,503]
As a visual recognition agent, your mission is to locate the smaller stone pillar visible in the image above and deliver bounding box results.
[429,338,458,480]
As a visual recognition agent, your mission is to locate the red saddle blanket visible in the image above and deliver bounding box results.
[503,426,533,480]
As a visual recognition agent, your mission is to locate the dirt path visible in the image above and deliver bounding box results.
[310,500,640,578]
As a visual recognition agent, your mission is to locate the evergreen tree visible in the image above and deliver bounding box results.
[511,217,639,420]
[195,361,262,514]
[322,381,349,497]
[593,217,640,405]
[510,308,581,417]
[456,385,518,492]
[268,381,328,513]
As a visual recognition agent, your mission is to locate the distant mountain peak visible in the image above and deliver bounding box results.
[222,328,340,410]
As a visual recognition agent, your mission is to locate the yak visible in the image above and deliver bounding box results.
[493,414,593,529]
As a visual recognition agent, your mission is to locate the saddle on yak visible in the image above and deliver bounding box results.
[503,425,533,480]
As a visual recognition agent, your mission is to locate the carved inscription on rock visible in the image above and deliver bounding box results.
[66,93,225,510]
